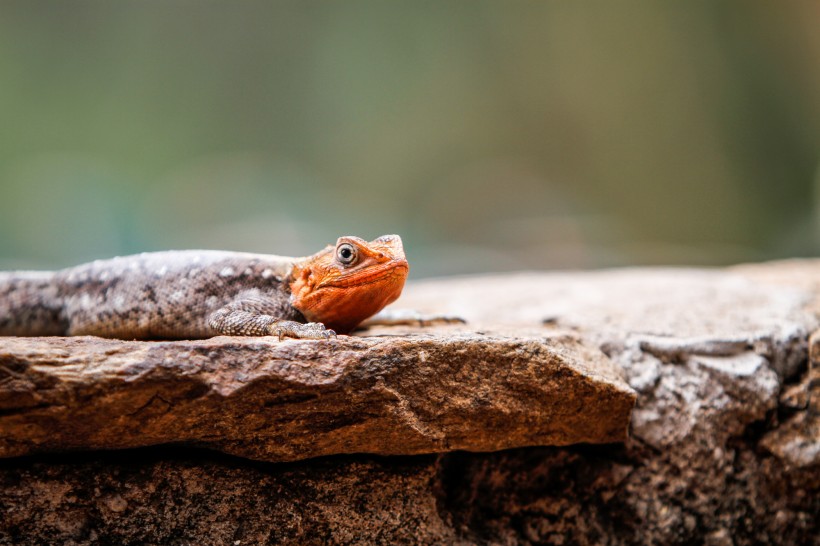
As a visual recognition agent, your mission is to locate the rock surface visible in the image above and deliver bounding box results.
[0,329,634,462]
[760,329,820,468]
[2,260,819,545]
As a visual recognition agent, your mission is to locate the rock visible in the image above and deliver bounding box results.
[0,451,461,545]
[398,267,816,379]
[2,443,817,545]
[0,329,635,462]
[401,265,818,456]
[2,260,820,545]
[733,258,820,317]
[394,264,820,544]
[760,330,820,468]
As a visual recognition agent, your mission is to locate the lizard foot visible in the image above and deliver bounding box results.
[268,321,336,341]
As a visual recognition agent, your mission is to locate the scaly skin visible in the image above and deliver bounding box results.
[0,235,408,340]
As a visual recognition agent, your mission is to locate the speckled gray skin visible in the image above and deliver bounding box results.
[0,251,334,340]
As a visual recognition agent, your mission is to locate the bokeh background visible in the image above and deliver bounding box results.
[1,1,819,278]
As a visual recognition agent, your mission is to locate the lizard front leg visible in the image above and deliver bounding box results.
[208,297,335,340]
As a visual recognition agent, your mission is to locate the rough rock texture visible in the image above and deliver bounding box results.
[0,330,634,461]
[759,330,820,468]
[2,260,820,545]
[1,450,461,545]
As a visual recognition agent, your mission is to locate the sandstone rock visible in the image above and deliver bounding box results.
[0,329,635,462]
[2,261,819,545]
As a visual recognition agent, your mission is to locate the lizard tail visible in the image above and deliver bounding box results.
[0,272,68,336]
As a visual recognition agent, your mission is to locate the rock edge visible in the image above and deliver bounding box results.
[0,328,636,462]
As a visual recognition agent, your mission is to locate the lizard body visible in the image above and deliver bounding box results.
[0,235,408,340]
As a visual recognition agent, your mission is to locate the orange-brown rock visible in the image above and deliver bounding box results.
[0,328,635,462]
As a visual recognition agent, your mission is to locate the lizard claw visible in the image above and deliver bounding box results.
[268,321,336,341]
[302,322,336,340]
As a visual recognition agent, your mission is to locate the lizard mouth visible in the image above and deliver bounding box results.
[319,260,409,289]
[292,260,408,334]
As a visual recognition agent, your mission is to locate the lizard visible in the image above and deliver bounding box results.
[0,235,408,340]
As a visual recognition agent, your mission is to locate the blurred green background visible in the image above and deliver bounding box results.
[1,1,819,278]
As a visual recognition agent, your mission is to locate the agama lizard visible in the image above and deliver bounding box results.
[0,235,408,340]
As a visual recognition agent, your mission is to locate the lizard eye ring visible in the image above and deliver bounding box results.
[336,243,357,266]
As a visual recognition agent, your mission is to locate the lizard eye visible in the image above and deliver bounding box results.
[336,243,357,266]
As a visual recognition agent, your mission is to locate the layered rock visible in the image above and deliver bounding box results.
[2,260,819,545]
[0,329,634,462]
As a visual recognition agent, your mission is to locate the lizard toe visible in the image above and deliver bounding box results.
[268,321,336,340]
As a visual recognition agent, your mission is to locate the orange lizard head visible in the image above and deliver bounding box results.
[289,235,409,334]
